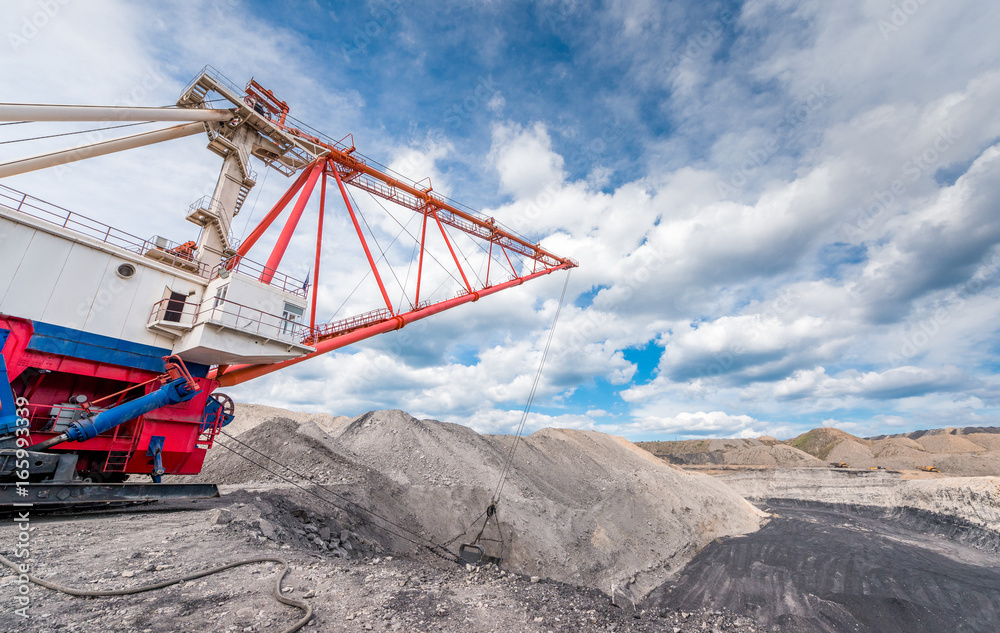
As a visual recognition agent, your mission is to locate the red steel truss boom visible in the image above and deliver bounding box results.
[214,147,577,387]
[324,146,572,270]
[214,264,570,386]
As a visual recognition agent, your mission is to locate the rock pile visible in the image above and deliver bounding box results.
[637,437,824,467]
[195,405,766,598]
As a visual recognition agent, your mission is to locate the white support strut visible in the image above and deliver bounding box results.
[0,122,206,179]
[0,103,234,123]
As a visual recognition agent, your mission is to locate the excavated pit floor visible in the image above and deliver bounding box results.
[644,500,1000,633]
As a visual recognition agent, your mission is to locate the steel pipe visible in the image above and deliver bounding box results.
[28,378,198,451]
[0,103,234,122]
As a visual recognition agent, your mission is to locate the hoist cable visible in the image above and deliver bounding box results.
[493,269,572,502]
[216,431,460,563]
[0,120,156,145]
[237,166,269,242]
[346,187,408,303]
[363,189,468,296]
[327,193,417,321]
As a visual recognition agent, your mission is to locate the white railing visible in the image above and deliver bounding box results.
[148,296,308,344]
[0,183,214,277]
[1,183,306,295]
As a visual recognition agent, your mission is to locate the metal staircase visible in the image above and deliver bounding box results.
[186,195,236,251]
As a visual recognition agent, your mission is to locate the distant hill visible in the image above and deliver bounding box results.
[636,437,823,467]
[869,426,1000,440]
[787,427,870,460]
[637,425,1000,476]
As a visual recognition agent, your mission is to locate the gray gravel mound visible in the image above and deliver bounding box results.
[197,406,766,598]
[638,437,824,467]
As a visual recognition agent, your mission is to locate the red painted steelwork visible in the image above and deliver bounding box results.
[311,163,327,331]
[235,162,316,260]
[2,318,220,477]
[415,209,430,305]
[214,263,572,386]
[321,148,573,269]
[261,161,323,284]
[331,159,395,314]
[431,207,473,294]
[244,78,290,126]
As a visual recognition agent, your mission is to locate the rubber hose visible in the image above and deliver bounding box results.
[0,553,312,633]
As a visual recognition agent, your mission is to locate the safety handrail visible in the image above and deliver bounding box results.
[0,183,305,294]
[147,296,309,344]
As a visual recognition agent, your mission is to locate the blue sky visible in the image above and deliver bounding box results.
[3,0,1000,440]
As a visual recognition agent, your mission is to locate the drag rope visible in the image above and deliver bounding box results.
[493,268,571,502]
[0,121,156,145]
[0,552,311,633]
[216,432,462,564]
[446,270,572,556]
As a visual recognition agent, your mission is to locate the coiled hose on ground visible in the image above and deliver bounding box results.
[0,552,312,633]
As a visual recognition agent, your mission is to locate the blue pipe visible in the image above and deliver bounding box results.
[64,378,198,442]
[0,329,20,436]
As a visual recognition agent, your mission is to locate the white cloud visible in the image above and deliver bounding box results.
[6,1,1000,441]
[770,365,970,401]
[612,411,760,437]
[489,122,565,199]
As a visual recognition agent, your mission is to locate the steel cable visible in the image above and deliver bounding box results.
[0,120,157,145]
[216,431,460,563]
[492,269,572,502]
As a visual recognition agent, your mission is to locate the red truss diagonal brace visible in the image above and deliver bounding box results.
[236,161,318,260]
[213,120,578,388]
[331,159,394,314]
[322,146,574,271]
[311,164,327,330]
[430,207,473,294]
[261,161,324,284]
[215,262,573,386]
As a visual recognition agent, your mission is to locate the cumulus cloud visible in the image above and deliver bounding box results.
[770,366,971,401]
[6,1,1000,440]
[614,411,760,436]
[489,122,565,199]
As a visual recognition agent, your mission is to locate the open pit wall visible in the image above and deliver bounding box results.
[714,468,1000,533]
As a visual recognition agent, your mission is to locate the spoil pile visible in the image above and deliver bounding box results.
[916,433,986,454]
[787,427,870,460]
[867,427,1000,474]
[641,425,1000,475]
[637,437,824,467]
[813,427,1000,474]
[825,439,875,465]
[198,405,766,598]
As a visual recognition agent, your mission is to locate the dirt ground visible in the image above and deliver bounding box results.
[5,406,999,633]
[0,488,764,633]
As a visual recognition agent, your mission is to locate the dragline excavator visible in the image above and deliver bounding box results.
[0,66,576,505]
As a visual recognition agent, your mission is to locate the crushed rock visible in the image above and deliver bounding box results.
[637,437,824,467]
[0,493,764,633]
[192,406,766,599]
